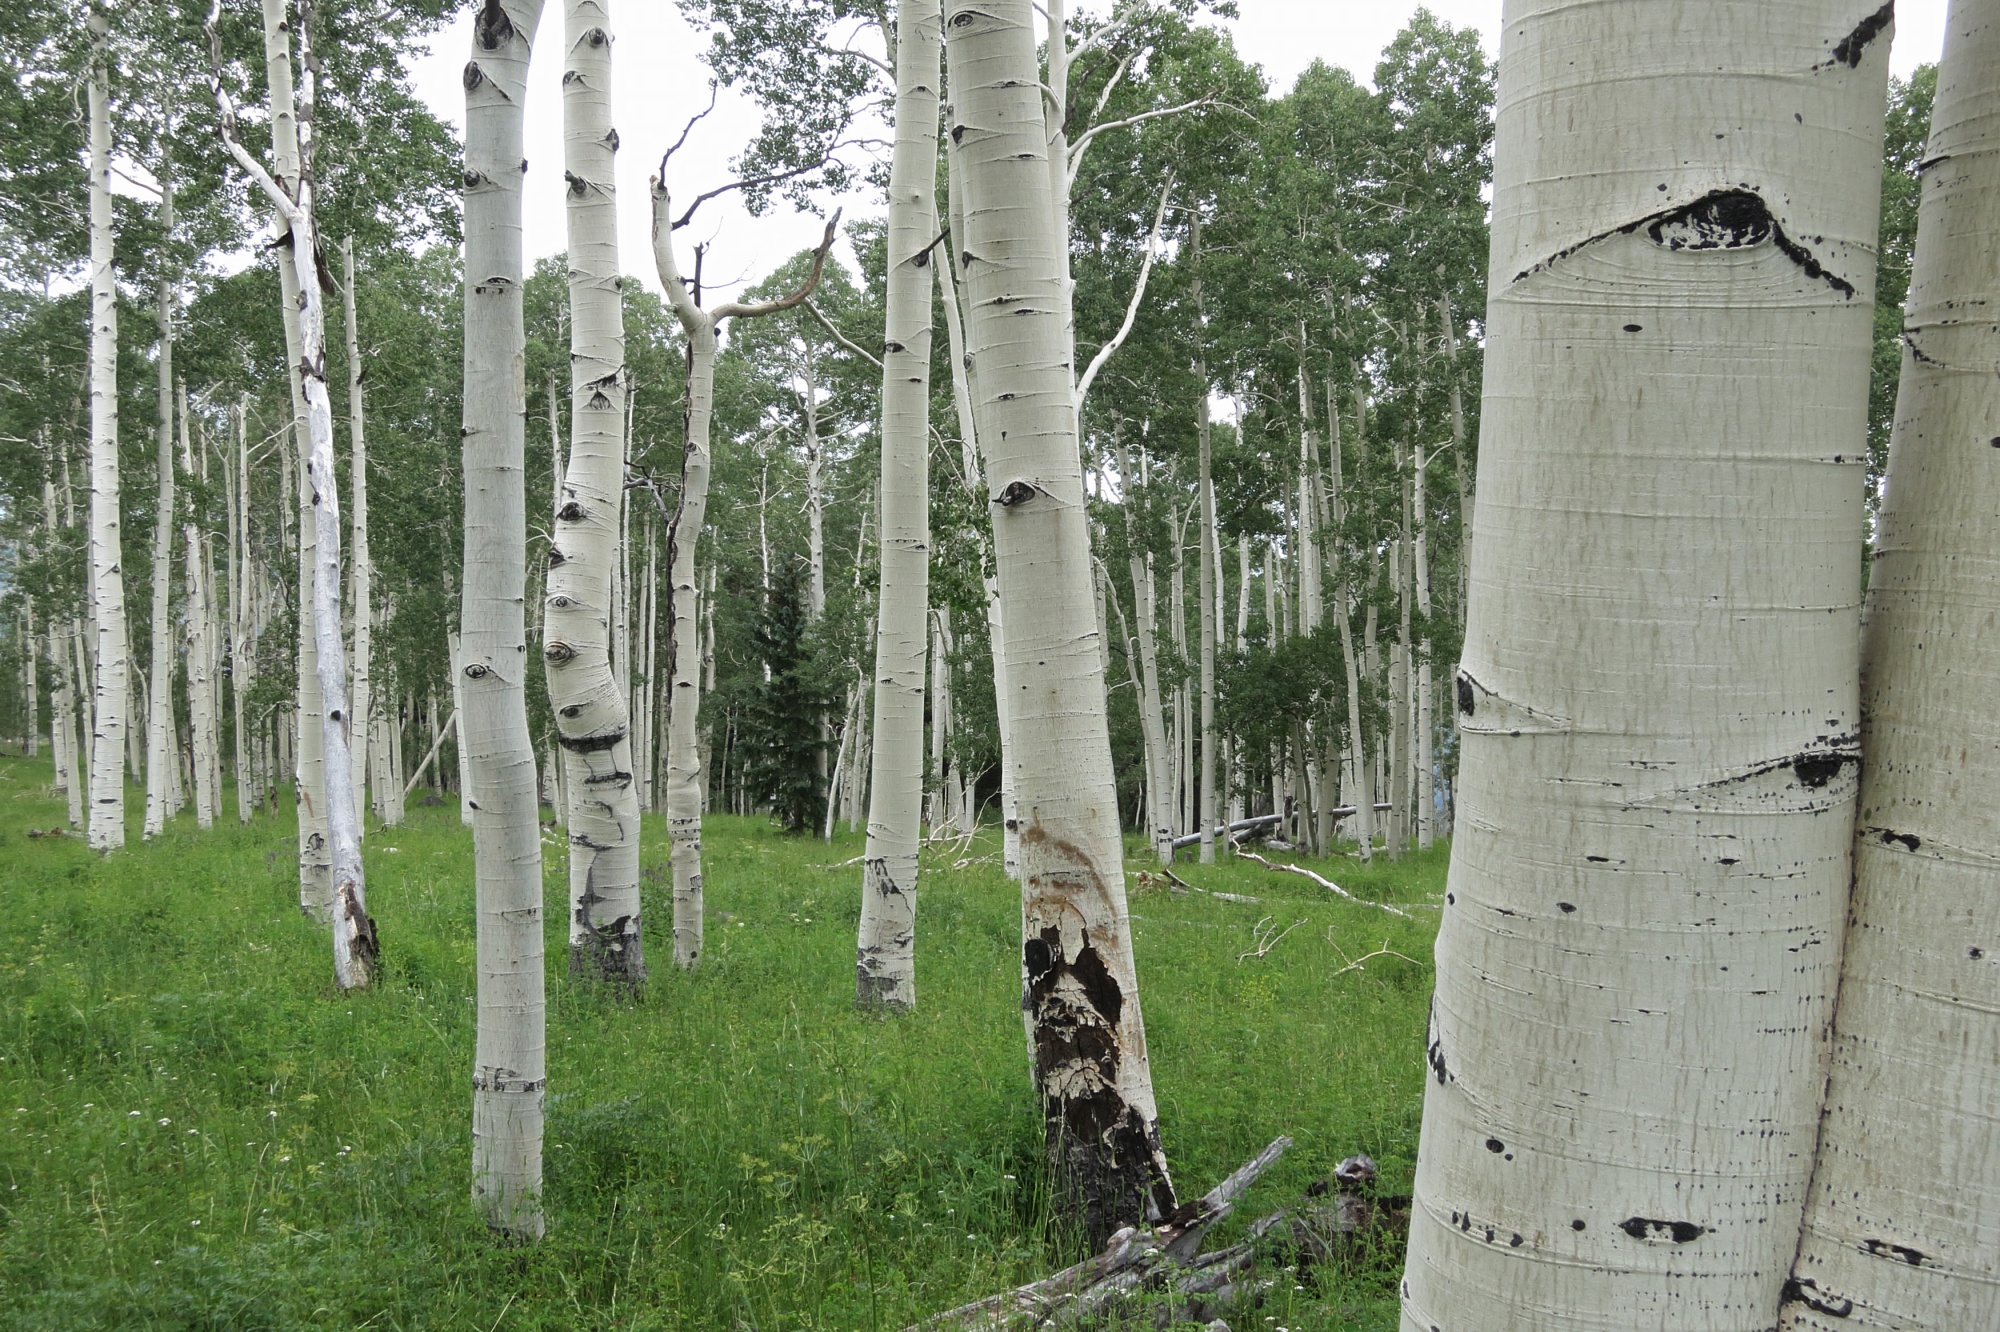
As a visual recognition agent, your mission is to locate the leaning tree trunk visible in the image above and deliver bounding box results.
[259,0,329,915]
[85,4,128,852]
[144,257,178,839]
[542,0,643,986]
[462,0,548,1242]
[1400,3,1889,1328]
[1784,5,2000,1326]
[945,0,1174,1248]
[214,0,375,985]
[855,0,940,1012]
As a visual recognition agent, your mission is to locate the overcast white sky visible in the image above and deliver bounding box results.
[403,1,1950,300]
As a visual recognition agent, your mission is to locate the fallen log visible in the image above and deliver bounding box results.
[1170,805,1392,851]
[1234,850,1414,919]
[907,1138,1293,1331]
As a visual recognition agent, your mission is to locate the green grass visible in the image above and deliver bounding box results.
[0,752,1443,1330]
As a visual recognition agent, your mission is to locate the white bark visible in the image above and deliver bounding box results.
[945,0,1173,1243]
[1400,4,1888,1327]
[86,5,129,852]
[450,632,473,826]
[463,0,547,1243]
[543,0,643,985]
[653,181,837,970]
[145,232,178,839]
[255,0,330,914]
[46,479,82,830]
[856,0,940,1011]
[1784,5,2000,1325]
[343,236,372,831]
[1194,223,1215,867]
[231,399,256,823]
[180,386,217,829]
[1413,443,1435,852]
[24,603,38,760]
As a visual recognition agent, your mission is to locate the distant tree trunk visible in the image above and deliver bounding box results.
[180,384,217,829]
[23,602,39,759]
[1399,2,1888,1326]
[1120,465,1174,866]
[856,0,940,1011]
[343,236,372,831]
[543,0,643,987]
[46,479,81,828]
[945,0,1174,1247]
[1784,5,2000,1326]
[85,4,129,852]
[145,253,178,839]
[231,400,256,824]
[1194,222,1216,866]
[1387,439,1410,860]
[1438,293,1472,624]
[1413,442,1434,851]
[462,0,548,1244]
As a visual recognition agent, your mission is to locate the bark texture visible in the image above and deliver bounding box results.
[464,0,548,1242]
[1784,4,2000,1325]
[85,5,128,852]
[856,0,941,1011]
[544,0,643,986]
[1400,4,1888,1327]
[145,262,177,838]
[945,0,1174,1247]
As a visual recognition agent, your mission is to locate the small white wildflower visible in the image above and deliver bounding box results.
[129,1111,141,1118]
[190,1219,200,1227]
[158,1118,172,1127]
[186,1129,198,1136]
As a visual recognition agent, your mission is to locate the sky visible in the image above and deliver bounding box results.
[403,1,1951,300]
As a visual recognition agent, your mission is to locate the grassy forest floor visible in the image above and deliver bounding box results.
[0,751,1445,1331]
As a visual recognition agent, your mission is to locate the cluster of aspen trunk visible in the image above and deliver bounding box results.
[1402,2,2000,1329]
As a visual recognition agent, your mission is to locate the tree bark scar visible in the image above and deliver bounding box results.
[1617,1216,1706,1244]
[1781,1276,1857,1317]
[1820,2,1894,70]
[474,0,514,51]
[1513,188,1858,297]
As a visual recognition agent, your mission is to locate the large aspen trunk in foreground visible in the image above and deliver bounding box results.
[85,5,128,852]
[855,0,940,1012]
[945,0,1174,1248]
[1784,5,2000,1325]
[1400,3,1888,1327]
[463,0,548,1241]
[543,0,643,986]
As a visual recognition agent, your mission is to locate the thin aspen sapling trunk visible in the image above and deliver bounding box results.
[856,0,941,1011]
[85,5,129,852]
[543,0,644,987]
[180,386,217,829]
[145,238,178,838]
[343,237,372,829]
[1784,5,2000,1325]
[653,180,838,972]
[1400,4,1888,1327]
[463,0,548,1242]
[945,0,1175,1247]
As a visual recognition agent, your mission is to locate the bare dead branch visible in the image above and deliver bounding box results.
[1236,850,1415,919]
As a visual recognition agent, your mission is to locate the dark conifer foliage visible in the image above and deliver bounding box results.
[740,559,836,834]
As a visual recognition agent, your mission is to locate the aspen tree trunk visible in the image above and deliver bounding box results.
[937,214,1019,877]
[85,5,129,852]
[1413,444,1434,852]
[145,204,178,840]
[24,603,38,759]
[1387,452,1410,859]
[856,0,941,1011]
[180,386,216,829]
[1400,4,1888,1327]
[46,480,81,828]
[461,0,547,1242]
[232,401,255,823]
[1438,294,1473,623]
[343,237,371,829]
[1194,224,1216,865]
[945,0,1174,1245]
[450,633,473,826]
[257,0,330,914]
[1784,6,2000,1324]
[542,0,643,986]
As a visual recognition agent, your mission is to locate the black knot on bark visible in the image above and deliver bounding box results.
[544,642,576,665]
[565,170,587,196]
[995,479,1039,508]
[586,26,608,46]
[462,62,486,93]
[549,594,575,609]
[465,663,491,679]
[557,501,587,521]
[474,0,514,50]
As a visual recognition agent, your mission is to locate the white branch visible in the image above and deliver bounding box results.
[1069,97,1214,186]
[1074,173,1173,416]
[805,297,883,370]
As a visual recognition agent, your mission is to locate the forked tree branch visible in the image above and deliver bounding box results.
[1074,173,1174,415]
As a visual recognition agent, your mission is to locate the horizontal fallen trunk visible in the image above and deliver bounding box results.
[1234,850,1415,919]
[1170,805,1392,851]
